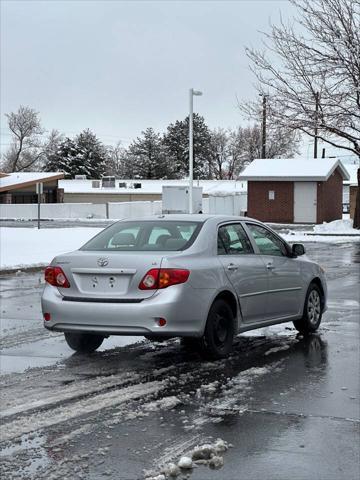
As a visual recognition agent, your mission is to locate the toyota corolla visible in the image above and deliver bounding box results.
[41,215,327,359]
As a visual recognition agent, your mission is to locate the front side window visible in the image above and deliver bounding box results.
[218,223,253,255]
[246,223,287,257]
[81,221,202,251]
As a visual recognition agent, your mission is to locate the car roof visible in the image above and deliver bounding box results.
[115,214,253,223]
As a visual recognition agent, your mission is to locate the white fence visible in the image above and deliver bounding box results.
[108,201,162,219]
[0,203,107,219]
[206,193,247,216]
[0,195,247,220]
[0,201,163,220]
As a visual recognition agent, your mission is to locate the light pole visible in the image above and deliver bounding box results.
[259,93,269,159]
[314,91,320,159]
[189,88,203,214]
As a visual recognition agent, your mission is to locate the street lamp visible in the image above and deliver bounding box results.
[189,88,203,214]
[259,93,269,159]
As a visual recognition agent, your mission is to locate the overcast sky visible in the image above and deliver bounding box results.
[1,0,299,151]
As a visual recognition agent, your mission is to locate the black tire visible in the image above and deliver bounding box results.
[293,283,323,334]
[64,332,104,353]
[200,299,235,359]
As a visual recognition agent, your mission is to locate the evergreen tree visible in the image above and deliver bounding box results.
[44,137,78,176]
[163,114,213,179]
[44,129,107,178]
[75,129,107,178]
[127,128,171,179]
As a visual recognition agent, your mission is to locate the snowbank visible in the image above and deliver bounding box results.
[0,227,103,270]
[281,232,359,243]
[313,219,357,234]
[281,219,359,244]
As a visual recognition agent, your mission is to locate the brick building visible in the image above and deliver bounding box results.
[239,158,350,224]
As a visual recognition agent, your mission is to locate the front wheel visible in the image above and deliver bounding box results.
[293,284,323,334]
[64,332,104,353]
[200,299,235,359]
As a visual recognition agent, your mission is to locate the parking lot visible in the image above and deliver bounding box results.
[0,241,359,480]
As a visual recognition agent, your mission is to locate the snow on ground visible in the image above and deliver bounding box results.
[282,232,359,243]
[313,219,357,234]
[282,219,359,243]
[0,227,103,270]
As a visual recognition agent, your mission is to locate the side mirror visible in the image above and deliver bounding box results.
[292,243,306,257]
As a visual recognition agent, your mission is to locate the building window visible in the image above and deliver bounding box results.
[268,190,275,200]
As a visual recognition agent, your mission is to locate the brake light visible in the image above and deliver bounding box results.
[45,266,70,288]
[139,269,190,290]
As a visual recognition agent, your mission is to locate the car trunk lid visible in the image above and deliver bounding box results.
[56,251,164,300]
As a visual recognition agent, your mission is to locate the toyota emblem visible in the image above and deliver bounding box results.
[97,257,109,267]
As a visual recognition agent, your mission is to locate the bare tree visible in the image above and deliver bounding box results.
[242,0,360,227]
[210,128,229,179]
[242,0,360,157]
[42,130,64,160]
[210,125,299,179]
[106,142,127,176]
[2,106,45,172]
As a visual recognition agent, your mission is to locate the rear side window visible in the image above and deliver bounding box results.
[218,223,253,255]
[81,221,202,251]
[246,223,288,257]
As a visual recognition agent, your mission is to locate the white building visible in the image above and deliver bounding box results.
[59,178,248,203]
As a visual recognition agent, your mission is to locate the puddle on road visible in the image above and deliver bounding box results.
[0,334,142,375]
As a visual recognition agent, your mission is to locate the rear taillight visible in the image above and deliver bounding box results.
[139,268,190,290]
[45,266,70,288]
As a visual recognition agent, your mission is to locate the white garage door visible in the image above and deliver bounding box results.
[294,182,317,223]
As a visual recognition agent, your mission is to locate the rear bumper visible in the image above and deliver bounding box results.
[41,283,213,337]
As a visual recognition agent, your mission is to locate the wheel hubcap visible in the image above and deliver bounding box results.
[307,290,321,325]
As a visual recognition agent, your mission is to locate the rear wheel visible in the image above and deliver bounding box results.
[200,299,235,359]
[293,284,323,334]
[64,332,104,353]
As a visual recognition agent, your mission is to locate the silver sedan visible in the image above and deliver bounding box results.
[41,215,327,359]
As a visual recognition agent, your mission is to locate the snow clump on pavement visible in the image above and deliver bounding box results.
[151,438,230,478]
[144,396,182,412]
[177,456,193,469]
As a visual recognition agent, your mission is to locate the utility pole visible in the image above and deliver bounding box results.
[260,94,268,159]
[314,92,319,159]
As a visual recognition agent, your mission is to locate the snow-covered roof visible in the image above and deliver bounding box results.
[239,158,350,182]
[60,178,248,195]
[0,172,64,192]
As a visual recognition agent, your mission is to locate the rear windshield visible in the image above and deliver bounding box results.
[80,220,203,251]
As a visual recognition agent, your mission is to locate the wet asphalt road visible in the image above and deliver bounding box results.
[0,242,359,480]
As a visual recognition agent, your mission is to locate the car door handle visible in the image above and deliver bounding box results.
[266,263,274,270]
[227,264,238,271]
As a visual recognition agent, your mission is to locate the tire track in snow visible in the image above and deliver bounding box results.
[1,380,166,443]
